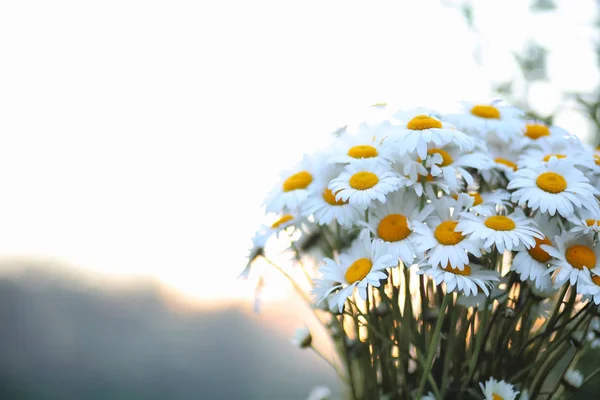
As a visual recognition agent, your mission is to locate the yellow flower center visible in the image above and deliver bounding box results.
[524,124,550,139]
[283,171,313,192]
[471,105,500,119]
[349,171,379,190]
[492,394,504,400]
[347,145,378,159]
[322,188,347,206]
[594,155,600,166]
[406,115,442,130]
[592,275,600,286]
[378,214,411,242]
[470,192,484,206]
[536,172,567,194]
[484,216,516,231]
[542,153,567,162]
[428,148,453,167]
[442,263,471,276]
[434,221,464,245]
[528,236,552,263]
[586,219,600,227]
[494,157,518,171]
[565,244,596,270]
[345,258,373,284]
[271,215,294,229]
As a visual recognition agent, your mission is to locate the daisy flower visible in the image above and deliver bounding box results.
[511,213,560,288]
[423,141,492,191]
[444,101,524,144]
[418,262,499,296]
[312,277,340,313]
[412,197,482,268]
[578,266,600,304]
[480,141,520,185]
[517,135,594,170]
[364,190,433,265]
[262,213,304,239]
[568,208,600,235]
[512,120,569,149]
[457,209,543,253]
[479,377,519,400]
[301,168,364,228]
[264,156,322,213]
[290,326,312,348]
[392,155,451,198]
[508,158,600,218]
[454,189,511,216]
[329,159,405,208]
[327,127,392,165]
[316,233,396,312]
[386,110,476,160]
[544,232,600,286]
[238,230,269,279]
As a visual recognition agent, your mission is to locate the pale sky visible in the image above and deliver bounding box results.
[0,0,597,300]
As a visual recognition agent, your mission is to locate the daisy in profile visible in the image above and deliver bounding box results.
[479,377,519,400]
[517,135,593,170]
[412,197,482,269]
[238,230,269,279]
[444,101,524,143]
[290,326,312,348]
[568,208,600,235]
[422,141,492,192]
[418,262,499,296]
[327,127,392,165]
[329,159,404,208]
[508,158,600,218]
[264,156,322,213]
[391,155,451,198]
[363,190,433,265]
[454,189,511,216]
[312,277,340,313]
[457,209,543,253]
[511,213,560,288]
[512,120,569,149]
[480,141,520,185]
[577,266,600,304]
[544,232,600,286]
[301,168,364,228]
[315,233,396,312]
[386,110,476,160]
[261,213,304,239]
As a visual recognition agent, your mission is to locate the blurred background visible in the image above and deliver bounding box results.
[1,0,600,398]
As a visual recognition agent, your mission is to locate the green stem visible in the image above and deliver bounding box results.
[460,297,491,397]
[441,302,461,395]
[416,293,451,399]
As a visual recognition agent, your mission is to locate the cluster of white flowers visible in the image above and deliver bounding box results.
[246,101,600,399]
[253,101,600,312]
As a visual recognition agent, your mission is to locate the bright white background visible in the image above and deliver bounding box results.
[0,0,597,300]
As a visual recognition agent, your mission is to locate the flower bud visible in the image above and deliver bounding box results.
[562,369,583,390]
[291,327,312,349]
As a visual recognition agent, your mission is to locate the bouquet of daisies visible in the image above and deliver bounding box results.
[242,102,600,400]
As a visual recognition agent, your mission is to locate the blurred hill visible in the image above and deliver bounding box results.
[0,261,338,400]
